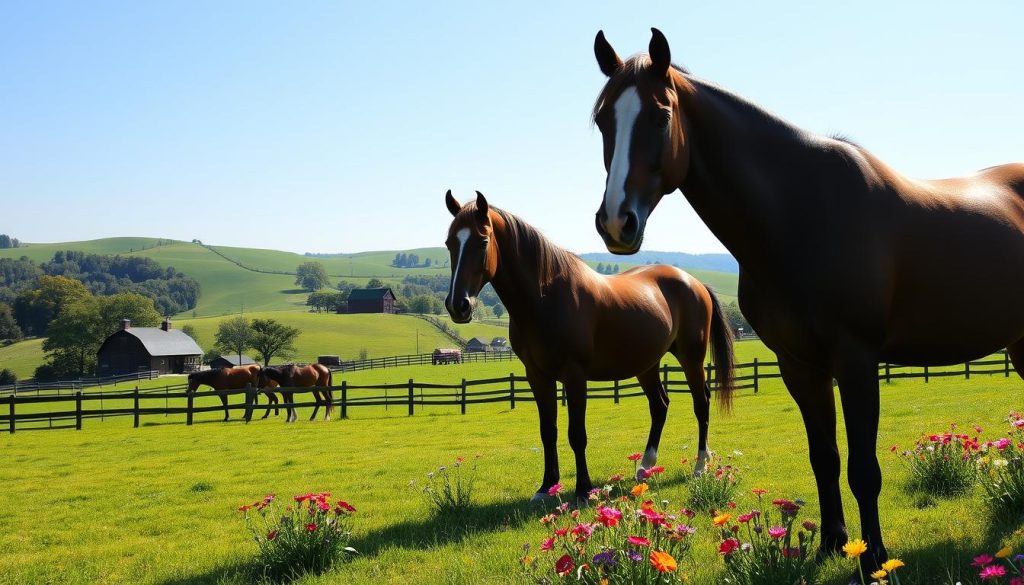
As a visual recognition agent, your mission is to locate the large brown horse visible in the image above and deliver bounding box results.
[186,364,278,421]
[590,29,1024,574]
[258,364,334,422]
[444,191,734,501]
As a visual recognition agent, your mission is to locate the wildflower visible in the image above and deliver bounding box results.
[626,550,643,562]
[768,526,787,539]
[627,452,643,461]
[782,547,801,558]
[650,550,677,573]
[871,569,887,579]
[1011,578,1024,585]
[305,522,317,532]
[719,538,740,555]
[973,554,995,568]
[238,504,252,512]
[266,529,278,541]
[679,508,696,519]
[548,483,563,497]
[843,539,867,558]
[640,508,665,525]
[802,520,818,532]
[649,465,666,475]
[996,546,1012,558]
[540,537,554,551]
[555,554,575,577]
[627,535,651,547]
[712,512,731,526]
[571,523,594,542]
[592,550,617,567]
[318,500,331,512]
[631,483,649,497]
[980,565,1007,580]
[737,512,754,523]
[455,456,464,463]
[554,527,569,537]
[752,487,768,496]
[881,559,905,572]
[595,506,622,527]
[336,500,356,513]
[609,473,625,482]
[540,514,557,525]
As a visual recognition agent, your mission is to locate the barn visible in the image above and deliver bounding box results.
[209,355,257,369]
[96,319,203,376]
[347,288,397,314]
[465,337,492,352]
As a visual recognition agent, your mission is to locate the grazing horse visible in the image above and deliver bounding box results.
[444,190,735,501]
[186,365,275,421]
[258,364,334,422]
[589,28,1024,574]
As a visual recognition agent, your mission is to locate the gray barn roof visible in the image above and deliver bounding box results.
[214,355,256,366]
[124,328,203,356]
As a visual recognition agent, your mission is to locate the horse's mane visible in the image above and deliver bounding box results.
[491,207,583,288]
[592,55,690,122]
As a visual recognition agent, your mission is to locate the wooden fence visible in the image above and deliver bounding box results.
[336,350,517,372]
[3,351,1013,433]
[0,370,160,396]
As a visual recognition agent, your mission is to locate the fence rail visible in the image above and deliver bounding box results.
[335,350,517,372]
[2,351,1013,433]
[0,370,160,396]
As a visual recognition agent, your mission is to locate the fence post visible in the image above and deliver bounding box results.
[461,379,467,415]
[74,391,83,430]
[8,395,14,434]
[186,390,194,426]
[662,363,669,388]
[341,381,348,419]
[924,365,929,383]
[965,361,970,380]
[1006,350,1011,377]
[614,379,620,404]
[884,363,891,385]
[133,386,140,428]
[753,358,759,394]
[408,379,414,416]
[509,373,516,410]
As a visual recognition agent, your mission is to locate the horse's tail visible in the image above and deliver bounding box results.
[707,288,735,414]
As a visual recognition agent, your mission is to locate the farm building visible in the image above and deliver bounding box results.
[465,337,492,352]
[96,319,203,376]
[208,355,257,369]
[347,288,397,314]
[491,337,510,351]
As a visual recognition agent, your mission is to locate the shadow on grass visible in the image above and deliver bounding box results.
[154,558,252,585]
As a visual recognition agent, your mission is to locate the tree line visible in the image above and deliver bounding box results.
[206,316,301,366]
[0,234,21,249]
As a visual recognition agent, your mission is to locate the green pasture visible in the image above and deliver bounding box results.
[1,367,1022,584]
[0,338,45,380]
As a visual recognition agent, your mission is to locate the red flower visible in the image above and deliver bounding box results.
[752,488,768,496]
[802,520,818,532]
[540,537,554,551]
[737,513,754,523]
[782,547,800,558]
[336,501,356,513]
[627,453,643,462]
[972,554,994,568]
[555,554,575,576]
[627,536,651,547]
[719,538,740,555]
[305,523,318,532]
[608,473,625,482]
[266,529,279,541]
[554,527,569,537]
[318,500,331,512]
[595,506,622,527]
[238,504,252,512]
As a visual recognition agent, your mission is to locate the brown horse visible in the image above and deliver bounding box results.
[258,364,334,422]
[444,191,734,501]
[186,364,277,421]
[590,29,1024,574]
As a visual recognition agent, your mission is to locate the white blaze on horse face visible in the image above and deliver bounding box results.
[604,86,642,238]
[449,227,472,304]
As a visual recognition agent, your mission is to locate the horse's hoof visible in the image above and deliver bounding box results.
[635,468,648,482]
[530,492,549,504]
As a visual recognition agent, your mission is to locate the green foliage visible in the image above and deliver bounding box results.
[14,275,91,336]
[0,234,19,249]
[977,414,1024,518]
[0,368,15,385]
[306,291,345,313]
[0,302,22,340]
[724,300,752,335]
[415,457,477,515]
[365,278,385,289]
[493,303,505,319]
[215,316,252,361]
[406,294,444,315]
[295,262,330,292]
[687,455,741,512]
[714,494,820,585]
[179,324,199,344]
[898,425,979,497]
[250,319,301,366]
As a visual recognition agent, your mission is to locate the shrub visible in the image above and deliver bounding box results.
[687,454,740,512]
[240,492,357,582]
[977,413,1024,520]
[714,489,820,585]
[520,466,695,583]
[0,368,15,386]
[416,456,477,514]
[896,424,980,497]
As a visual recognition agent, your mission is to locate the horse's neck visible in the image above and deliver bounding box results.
[489,228,547,321]
[678,76,837,271]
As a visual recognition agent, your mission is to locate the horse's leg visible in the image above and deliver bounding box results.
[219,391,229,421]
[323,389,333,421]
[778,353,847,558]
[260,392,274,419]
[673,347,712,476]
[285,391,296,423]
[526,371,559,502]
[635,367,669,481]
[564,373,593,502]
[836,353,887,577]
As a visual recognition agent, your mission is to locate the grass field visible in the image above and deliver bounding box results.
[1,368,1021,584]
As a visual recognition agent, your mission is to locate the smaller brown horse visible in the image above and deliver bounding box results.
[187,365,277,421]
[445,190,734,501]
[258,364,334,422]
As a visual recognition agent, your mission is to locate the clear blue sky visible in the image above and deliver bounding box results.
[2,1,1022,255]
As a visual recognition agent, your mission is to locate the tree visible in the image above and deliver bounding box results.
[493,303,505,319]
[250,318,301,366]
[42,298,105,377]
[597,262,605,274]
[180,324,199,344]
[97,292,160,335]
[614,264,620,274]
[424,258,432,268]
[13,275,91,335]
[0,234,10,249]
[215,316,253,365]
[723,301,752,336]
[294,261,330,291]
[366,278,385,289]
[407,294,442,314]
[0,302,22,340]
[0,368,15,385]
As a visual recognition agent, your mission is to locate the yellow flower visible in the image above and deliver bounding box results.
[843,539,868,558]
[631,483,649,497]
[996,546,1013,558]
[712,512,731,526]
[881,558,906,572]
[871,569,888,579]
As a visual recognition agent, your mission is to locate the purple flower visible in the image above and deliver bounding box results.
[592,550,618,567]
[626,550,643,562]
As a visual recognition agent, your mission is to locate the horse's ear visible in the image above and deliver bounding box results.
[445,189,462,217]
[474,191,490,223]
[649,28,671,77]
[594,30,622,77]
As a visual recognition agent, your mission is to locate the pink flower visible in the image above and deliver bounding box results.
[1009,577,1023,585]
[609,473,625,482]
[595,506,622,527]
[547,483,563,497]
[973,554,995,568]
[768,526,787,539]
[336,500,356,513]
[571,523,594,542]
[737,513,754,524]
[679,508,696,519]
[539,537,554,551]
[640,508,665,525]
[802,520,818,532]
[628,536,651,547]
[995,438,1012,450]
[554,527,569,537]
[317,500,331,511]
[719,538,740,555]
[980,565,1007,580]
